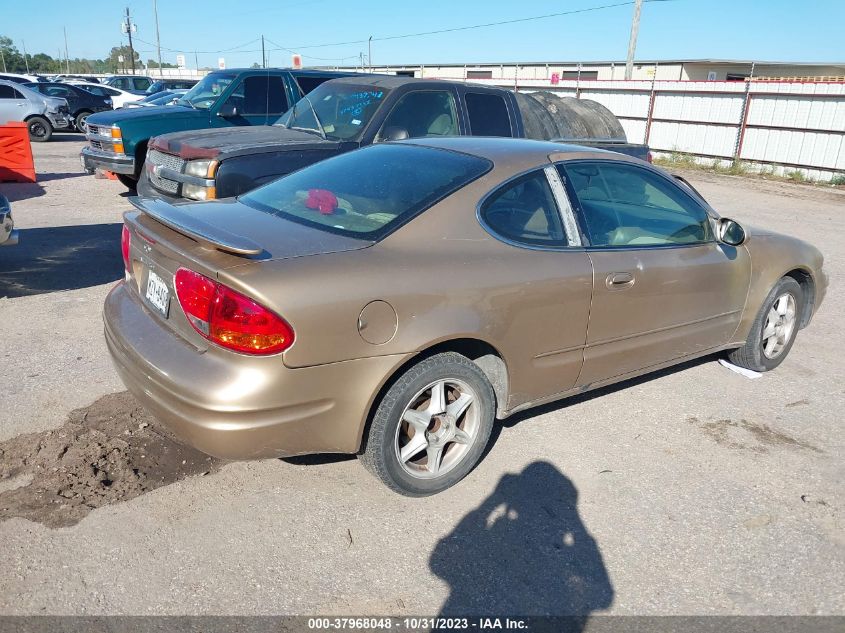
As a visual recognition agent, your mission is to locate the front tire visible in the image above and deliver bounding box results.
[729,276,803,372]
[360,352,495,496]
[27,116,53,142]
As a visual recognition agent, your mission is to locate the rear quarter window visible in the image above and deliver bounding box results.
[465,92,512,137]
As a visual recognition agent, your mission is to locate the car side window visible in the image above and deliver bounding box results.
[294,75,328,97]
[0,85,17,99]
[377,91,458,140]
[560,162,713,247]
[45,86,71,97]
[111,78,128,90]
[465,92,512,137]
[133,78,152,91]
[223,76,288,117]
[480,170,567,247]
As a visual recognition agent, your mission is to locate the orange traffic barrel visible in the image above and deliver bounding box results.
[0,122,36,183]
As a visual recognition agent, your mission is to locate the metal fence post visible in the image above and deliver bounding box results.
[734,62,756,161]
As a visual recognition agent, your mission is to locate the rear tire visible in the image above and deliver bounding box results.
[27,116,53,142]
[728,276,803,372]
[360,352,495,496]
[75,110,92,132]
[115,173,138,191]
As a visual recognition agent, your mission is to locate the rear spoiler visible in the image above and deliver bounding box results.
[129,197,263,256]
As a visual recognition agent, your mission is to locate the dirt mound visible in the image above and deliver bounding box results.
[0,392,223,528]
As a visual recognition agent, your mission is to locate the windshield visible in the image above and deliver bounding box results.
[279,83,389,141]
[178,72,236,109]
[240,144,492,240]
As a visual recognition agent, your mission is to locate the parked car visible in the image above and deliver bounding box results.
[106,137,827,495]
[72,82,141,109]
[81,68,359,190]
[139,76,649,202]
[103,75,154,95]
[0,194,18,246]
[122,89,188,109]
[24,82,112,131]
[145,79,198,95]
[0,79,71,141]
[0,72,46,84]
[55,75,100,84]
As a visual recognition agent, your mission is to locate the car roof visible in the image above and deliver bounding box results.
[322,75,487,90]
[396,136,613,165]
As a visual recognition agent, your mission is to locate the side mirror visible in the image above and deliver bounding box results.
[216,102,238,118]
[380,126,409,142]
[718,217,746,246]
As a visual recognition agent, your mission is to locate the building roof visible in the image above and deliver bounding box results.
[356,59,845,68]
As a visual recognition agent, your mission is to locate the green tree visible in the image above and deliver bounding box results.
[147,59,177,69]
[0,35,26,73]
[107,45,140,72]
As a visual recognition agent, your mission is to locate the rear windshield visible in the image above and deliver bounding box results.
[240,144,492,240]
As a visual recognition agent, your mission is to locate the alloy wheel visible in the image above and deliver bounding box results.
[762,293,797,359]
[394,378,480,479]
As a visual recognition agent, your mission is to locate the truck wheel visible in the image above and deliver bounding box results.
[75,110,93,132]
[115,174,138,190]
[28,116,53,142]
[728,276,803,372]
[360,352,495,496]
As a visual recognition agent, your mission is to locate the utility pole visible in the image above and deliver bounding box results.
[261,35,266,68]
[153,0,163,77]
[124,7,136,74]
[21,40,30,73]
[0,47,6,73]
[368,36,372,72]
[624,0,642,80]
[63,27,70,73]
[194,51,199,71]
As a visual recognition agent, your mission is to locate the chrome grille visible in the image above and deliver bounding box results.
[147,149,185,194]
[87,124,100,136]
[148,149,186,172]
[90,140,103,150]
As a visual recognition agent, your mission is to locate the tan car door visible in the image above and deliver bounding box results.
[558,160,751,386]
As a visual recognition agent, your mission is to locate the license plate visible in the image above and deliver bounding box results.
[145,270,170,317]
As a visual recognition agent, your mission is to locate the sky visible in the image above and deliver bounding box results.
[2,0,845,69]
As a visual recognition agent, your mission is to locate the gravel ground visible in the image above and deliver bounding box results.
[0,138,842,616]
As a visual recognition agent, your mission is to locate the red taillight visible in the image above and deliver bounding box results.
[174,268,294,355]
[121,225,131,272]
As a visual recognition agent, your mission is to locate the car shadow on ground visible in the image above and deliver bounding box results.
[36,172,87,182]
[431,461,613,625]
[0,182,45,202]
[0,222,123,298]
[47,133,85,142]
[492,355,715,441]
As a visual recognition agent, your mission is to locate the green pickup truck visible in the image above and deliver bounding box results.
[80,68,355,190]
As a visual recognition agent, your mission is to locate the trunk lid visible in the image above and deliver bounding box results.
[123,196,371,349]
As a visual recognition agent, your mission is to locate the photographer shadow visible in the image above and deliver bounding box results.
[430,461,613,629]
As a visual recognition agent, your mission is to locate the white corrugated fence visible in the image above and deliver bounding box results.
[448,76,845,182]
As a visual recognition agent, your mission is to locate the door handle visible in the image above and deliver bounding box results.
[606,272,635,289]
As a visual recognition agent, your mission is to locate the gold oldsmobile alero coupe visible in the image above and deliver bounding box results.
[104,137,827,495]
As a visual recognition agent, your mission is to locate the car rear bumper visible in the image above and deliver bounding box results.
[81,146,136,174]
[103,281,410,459]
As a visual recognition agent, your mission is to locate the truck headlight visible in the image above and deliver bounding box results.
[182,183,216,201]
[184,159,218,178]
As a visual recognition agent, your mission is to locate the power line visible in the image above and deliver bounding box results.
[276,0,678,51]
[131,0,680,62]
[263,38,357,63]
